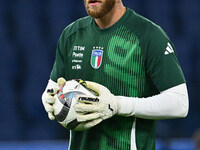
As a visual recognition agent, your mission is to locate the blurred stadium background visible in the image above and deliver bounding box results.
[0,0,200,149]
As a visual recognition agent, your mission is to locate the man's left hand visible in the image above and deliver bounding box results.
[74,81,119,129]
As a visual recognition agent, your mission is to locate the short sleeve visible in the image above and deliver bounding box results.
[146,26,185,92]
[50,31,66,82]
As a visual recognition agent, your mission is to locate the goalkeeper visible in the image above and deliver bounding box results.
[42,0,189,149]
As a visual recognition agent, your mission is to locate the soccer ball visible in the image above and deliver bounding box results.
[53,79,97,131]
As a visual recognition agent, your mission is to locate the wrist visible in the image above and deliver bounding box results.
[115,96,137,117]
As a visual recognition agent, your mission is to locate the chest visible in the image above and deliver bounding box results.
[67,33,143,73]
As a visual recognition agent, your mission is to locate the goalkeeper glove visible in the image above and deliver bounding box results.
[42,78,66,120]
[74,81,119,128]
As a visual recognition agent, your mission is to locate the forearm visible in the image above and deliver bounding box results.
[116,83,189,119]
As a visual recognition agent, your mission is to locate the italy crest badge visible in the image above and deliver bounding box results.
[91,50,103,69]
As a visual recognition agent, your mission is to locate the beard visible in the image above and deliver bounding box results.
[84,0,116,18]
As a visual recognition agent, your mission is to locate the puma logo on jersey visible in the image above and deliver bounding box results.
[164,42,174,55]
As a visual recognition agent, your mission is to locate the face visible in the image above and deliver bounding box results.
[84,0,116,18]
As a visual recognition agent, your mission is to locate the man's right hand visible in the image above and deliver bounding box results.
[42,87,58,120]
[41,78,67,120]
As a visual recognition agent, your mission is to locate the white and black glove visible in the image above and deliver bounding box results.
[42,78,66,120]
[74,81,119,129]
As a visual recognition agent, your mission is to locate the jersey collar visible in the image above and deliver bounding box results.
[91,7,131,34]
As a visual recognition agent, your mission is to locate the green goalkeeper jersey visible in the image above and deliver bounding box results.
[50,8,185,150]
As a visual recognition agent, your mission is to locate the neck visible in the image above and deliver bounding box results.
[94,1,126,29]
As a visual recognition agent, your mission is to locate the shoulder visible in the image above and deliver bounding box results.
[61,16,92,39]
[126,8,169,40]
[56,16,92,53]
